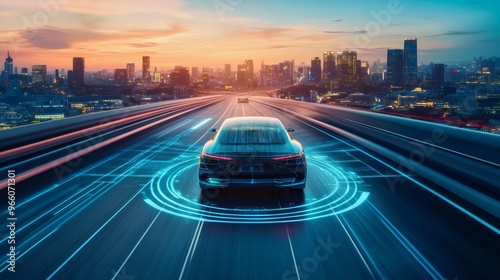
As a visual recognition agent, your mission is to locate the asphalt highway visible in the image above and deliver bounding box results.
[1,95,499,280]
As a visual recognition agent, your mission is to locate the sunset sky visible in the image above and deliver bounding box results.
[1,0,499,72]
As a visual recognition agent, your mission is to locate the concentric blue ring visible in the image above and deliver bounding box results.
[144,156,369,223]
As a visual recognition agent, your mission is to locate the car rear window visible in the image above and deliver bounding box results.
[218,127,287,144]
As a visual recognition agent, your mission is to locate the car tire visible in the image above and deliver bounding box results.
[199,183,213,190]
[291,183,305,190]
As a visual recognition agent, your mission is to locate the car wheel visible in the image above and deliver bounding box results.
[291,183,305,190]
[199,183,213,190]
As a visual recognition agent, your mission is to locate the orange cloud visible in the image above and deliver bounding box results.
[21,23,187,50]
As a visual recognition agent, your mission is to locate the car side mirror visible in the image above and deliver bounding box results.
[287,128,295,132]
[209,128,217,132]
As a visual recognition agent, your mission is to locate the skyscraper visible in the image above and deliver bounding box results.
[245,60,254,81]
[336,51,358,86]
[72,57,85,85]
[403,38,418,85]
[171,66,190,86]
[310,57,322,83]
[21,67,28,85]
[237,60,254,85]
[387,49,404,86]
[191,67,199,82]
[323,51,336,89]
[202,67,210,85]
[142,56,151,82]
[114,69,128,85]
[359,61,370,83]
[3,52,13,82]
[432,63,445,85]
[32,65,47,84]
[237,64,248,85]
[225,64,231,82]
[126,63,135,82]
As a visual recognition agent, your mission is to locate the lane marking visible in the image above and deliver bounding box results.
[330,206,378,278]
[367,201,443,279]
[178,217,205,280]
[0,99,227,277]
[47,182,152,279]
[111,211,162,280]
[242,104,246,117]
[263,102,500,234]
[276,191,300,280]
[191,118,212,130]
[286,226,301,280]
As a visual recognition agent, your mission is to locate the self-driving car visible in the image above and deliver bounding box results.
[198,116,306,190]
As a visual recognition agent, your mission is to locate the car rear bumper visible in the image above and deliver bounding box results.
[198,154,306,189]
[198,170,306,188]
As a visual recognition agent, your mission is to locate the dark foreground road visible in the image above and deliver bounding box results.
[1,96,499,279]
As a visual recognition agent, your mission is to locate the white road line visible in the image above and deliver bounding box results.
[263,101,500,233]
[286,226,301,280]
[47,182,153,279]
[330,206,375,278]
[276,191,300,280]
[111,211,161,280]
[347,152,384,176]
[242,104,246,116]
[178,217,204,280]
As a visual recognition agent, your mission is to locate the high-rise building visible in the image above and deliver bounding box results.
[225,64,231,82]
[202,67,210,85]
[54,69,60,84]
[323,51,336,89]
[297,62,310,84]
[152,67,161,83]
[310,57,322,83]
[32,65,47,84]
[261,64,270,86]
[142,56,151,82]
[126,63,135,82]
[387,49,404,86]
[171,66,190,86]
[237,64,248,84]
[360,61,370,84]
[237,60,254,85]
[21,67,28,85]
[191,67,199,83]
[114,69,128,85]
[245,60,254,82]
[403,38,418,85]
[283,60,294,84]
[72,57,85,85]
[432,63,445,85]
[3,52,13,82]
[336,51,358,86]
[67,70,73,86]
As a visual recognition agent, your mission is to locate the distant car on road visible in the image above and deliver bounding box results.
[237,97,249,103]
[198,116,306,190]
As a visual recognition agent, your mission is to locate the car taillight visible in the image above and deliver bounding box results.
[204,154,233,161]
[273,153,303,160]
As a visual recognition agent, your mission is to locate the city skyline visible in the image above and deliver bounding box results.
[1,0,499,71]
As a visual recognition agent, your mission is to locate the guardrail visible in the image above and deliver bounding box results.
[257,98,500,220]
[1,96,217,151]
[0,96,221,187]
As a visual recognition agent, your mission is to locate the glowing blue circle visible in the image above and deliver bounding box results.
[144,156,369,223]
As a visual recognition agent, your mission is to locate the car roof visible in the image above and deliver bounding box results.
[221,117,283,128]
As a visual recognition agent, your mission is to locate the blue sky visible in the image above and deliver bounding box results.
[0,0,498,70]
